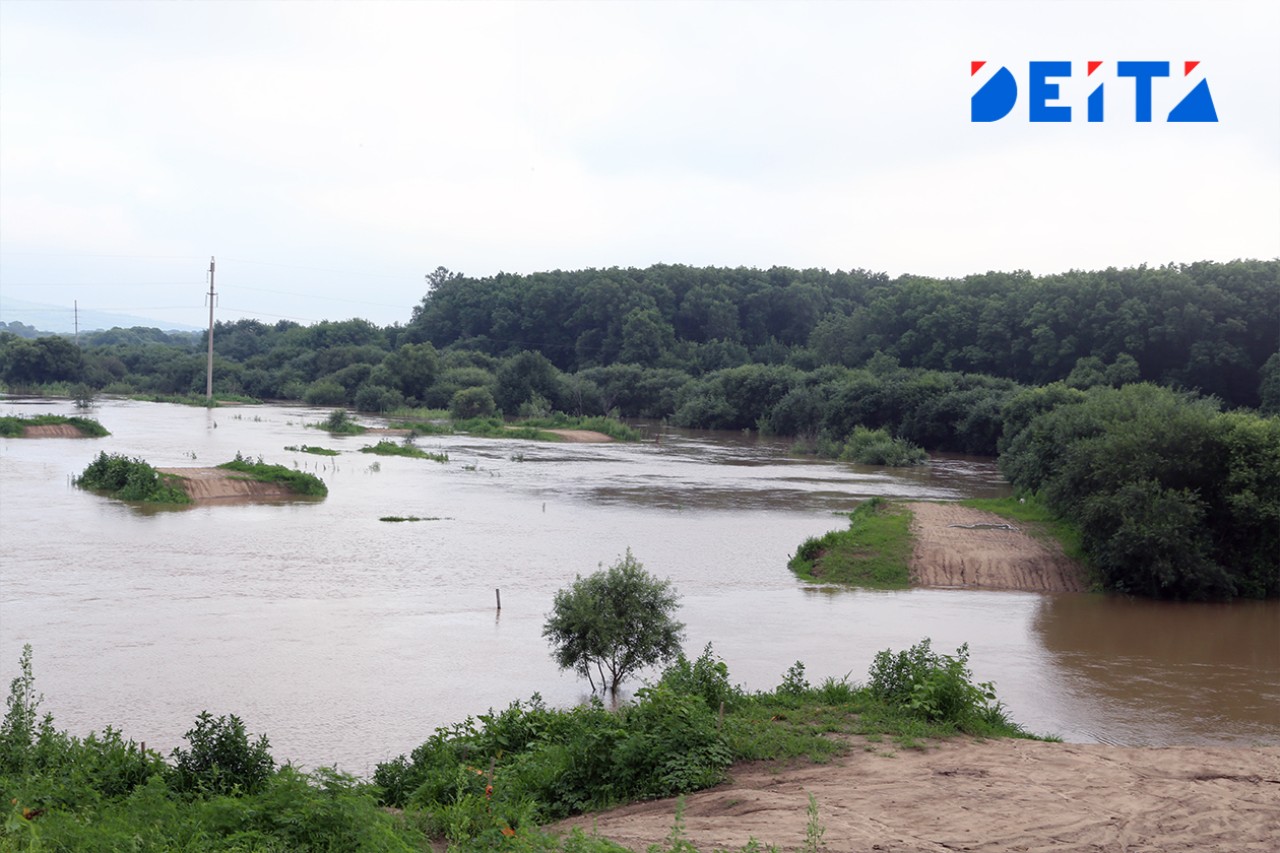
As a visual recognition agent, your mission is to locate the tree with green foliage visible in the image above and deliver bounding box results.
[1000,383,1280,599]
[543,549,685,694]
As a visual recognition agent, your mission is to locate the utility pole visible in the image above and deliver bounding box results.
[74,301,79,347]
[205,257,216,402]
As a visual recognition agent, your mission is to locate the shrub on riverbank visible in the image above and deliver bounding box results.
[75,452,192,504]
[788,498,913,588]
[375,643,1035,847]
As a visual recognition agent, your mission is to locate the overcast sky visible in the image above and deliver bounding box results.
[1,0,1277,331]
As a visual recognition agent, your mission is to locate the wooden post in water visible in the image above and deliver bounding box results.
[495,588,501,611]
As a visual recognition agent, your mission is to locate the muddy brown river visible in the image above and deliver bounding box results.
[1,397,1276,774]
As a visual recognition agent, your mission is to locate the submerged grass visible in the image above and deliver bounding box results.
[0,413,110,437]
[519,414,642,441]
[378,515,445,522]
[128,393,259,407]
[284,444,340,456]
[788,498,913,588]
[359,440,449,462]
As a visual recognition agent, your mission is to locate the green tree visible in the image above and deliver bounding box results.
[543,549,684,694]
[450,386,496,419]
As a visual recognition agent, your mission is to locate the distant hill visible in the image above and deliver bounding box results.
[0,297,202,335]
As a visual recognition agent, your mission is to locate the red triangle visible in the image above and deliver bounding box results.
[1185,60,1199,76]
[1088,61,1102,76]
[971,60,985,76]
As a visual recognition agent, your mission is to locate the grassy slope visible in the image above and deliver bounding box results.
[788,499,914,588]
[215,458,329,496]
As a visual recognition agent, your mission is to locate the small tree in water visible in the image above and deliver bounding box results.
[543,549,684,694]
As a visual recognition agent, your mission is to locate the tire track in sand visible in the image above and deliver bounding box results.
[906,502,1086,592]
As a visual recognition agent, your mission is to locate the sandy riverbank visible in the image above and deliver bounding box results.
[905,502,1087,593]
[554,736,1280,852]
[20,423,90,438]
[155,467,301,501]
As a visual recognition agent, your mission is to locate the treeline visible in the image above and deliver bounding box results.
[2,260,1277,412]
[1,259,1277,599]
[407,260,1278,408]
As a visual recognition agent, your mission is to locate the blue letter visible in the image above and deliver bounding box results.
[1117,62,1169,122]
[1168,79,1219,122]
[1088,84,1104,122]
[1029,61,1071,122]
[972,66,1018,122]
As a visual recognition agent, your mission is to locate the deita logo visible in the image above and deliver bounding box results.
[971,61,1218,122]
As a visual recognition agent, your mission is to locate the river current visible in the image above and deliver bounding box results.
[1,397,1276,773]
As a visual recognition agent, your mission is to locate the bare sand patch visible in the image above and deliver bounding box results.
[554,738,1280,852]
[906,502,1086,592]
[543,429,614,443]
[155,467,298,501]
[21,424,88,438]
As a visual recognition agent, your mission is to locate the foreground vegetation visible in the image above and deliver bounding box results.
[74,452,191,504]
[0,413,109,438]
[788,498,914,588]
[0,640,1035,852]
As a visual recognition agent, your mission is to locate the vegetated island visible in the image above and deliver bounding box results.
[77,452,327,503]
[790,496,1086,593]
[0,413,109,438]
[318,406,637,444]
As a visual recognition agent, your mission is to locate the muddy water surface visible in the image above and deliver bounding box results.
[1,397,1276,773]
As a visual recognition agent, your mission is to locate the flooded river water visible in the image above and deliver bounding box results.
[1,397,1276,773]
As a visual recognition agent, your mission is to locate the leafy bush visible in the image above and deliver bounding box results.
[612,685,732,799]
[315,408,365,434]
[75,452,192,503]
[868,639,1001,729]
[168,711,275,797]
[838,425,927,466]
[450,386,497,419]
[656,644,742,713]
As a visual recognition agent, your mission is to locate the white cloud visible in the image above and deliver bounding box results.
[1,0,1276,327]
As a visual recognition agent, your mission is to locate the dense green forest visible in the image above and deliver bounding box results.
[2,259,1277,599]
